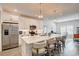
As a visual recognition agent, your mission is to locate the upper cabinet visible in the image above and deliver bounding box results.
[0,7,19,23]
[1,12,19,23]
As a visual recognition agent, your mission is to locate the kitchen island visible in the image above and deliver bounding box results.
[21,34,63,56]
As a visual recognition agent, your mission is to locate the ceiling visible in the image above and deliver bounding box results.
[0,3,79,19]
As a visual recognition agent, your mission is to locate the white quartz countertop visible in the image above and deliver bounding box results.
[21,36,48,44]
[21,34,63,44]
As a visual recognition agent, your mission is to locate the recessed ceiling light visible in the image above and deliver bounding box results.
[38,15,43,18]
[14,9,18,12]
[35,15,43,19]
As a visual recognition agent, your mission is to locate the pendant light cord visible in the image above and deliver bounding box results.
[40,3,41,17]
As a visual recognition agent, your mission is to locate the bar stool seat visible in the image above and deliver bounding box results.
[32,41,47,56]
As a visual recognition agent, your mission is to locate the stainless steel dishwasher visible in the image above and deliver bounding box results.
[2,22,19,50]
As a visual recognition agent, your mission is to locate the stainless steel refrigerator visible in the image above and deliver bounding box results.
[2,22,19,50]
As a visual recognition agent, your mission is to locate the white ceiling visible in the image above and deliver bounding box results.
[0,3,79,19]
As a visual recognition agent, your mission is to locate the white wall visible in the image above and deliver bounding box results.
[19,16,43,32]
[0,7,2,51]
[43,19,56,33]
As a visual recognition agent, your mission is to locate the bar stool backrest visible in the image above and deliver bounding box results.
[47,38,56,45]
[33,41,46,49]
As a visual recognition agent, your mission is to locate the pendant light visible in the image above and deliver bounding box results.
[38,3,43,19]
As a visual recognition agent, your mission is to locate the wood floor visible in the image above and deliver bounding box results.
[0,47,22,56]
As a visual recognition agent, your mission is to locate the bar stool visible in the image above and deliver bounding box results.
[60,36,65,50]
[32,41,47,56]
[47,38,56,56]
[55,37,62,54]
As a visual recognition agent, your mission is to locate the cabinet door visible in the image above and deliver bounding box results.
[2,23,10,50]
[9,24,19,48]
